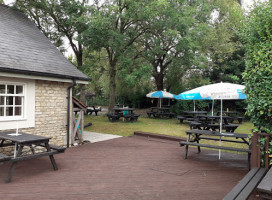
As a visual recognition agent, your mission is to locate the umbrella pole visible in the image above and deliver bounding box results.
[212,100,214,116]
[219,99,223,160]
[160,98,161,108]
[194,100,195,111]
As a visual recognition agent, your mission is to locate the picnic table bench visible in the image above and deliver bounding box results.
[223,167,267,200]
[0,132,65,183]
[107,108,140,122]
[147,107,175,119]
[123,114,140,122]
[87,106,102,116]
[256,167,272,200]
[107,113,121,122]
[180,129,251,169]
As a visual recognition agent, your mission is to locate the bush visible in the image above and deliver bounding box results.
[240,1,272,134]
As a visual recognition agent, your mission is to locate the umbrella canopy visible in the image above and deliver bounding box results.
[175,82,246,100]
[176,82,247,159]
[146,90,175,107]
[146,91,175,99]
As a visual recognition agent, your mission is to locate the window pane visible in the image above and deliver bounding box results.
[0,85,5,94]
[0,107,3,116]
[7,85,14,94]
[15,97,22,105]
[6,107,13,116]
[15,107,22,116]
[0,96,4,105]
[16,85,23,94]
[6,96,13,105]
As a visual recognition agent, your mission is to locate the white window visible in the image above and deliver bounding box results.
[0,83,25,120]
[0,77,35,130]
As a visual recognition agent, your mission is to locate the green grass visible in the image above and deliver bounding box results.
[84,115,255,150]
[84,114,254,138]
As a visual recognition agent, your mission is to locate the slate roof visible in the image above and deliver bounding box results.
[0,5,90,81]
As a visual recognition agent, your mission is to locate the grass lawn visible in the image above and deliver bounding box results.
[84,114,254,138]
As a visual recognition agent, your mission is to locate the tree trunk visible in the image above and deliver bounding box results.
[75,43,86,104]
[154,72,164,91]
[108,61,117,113]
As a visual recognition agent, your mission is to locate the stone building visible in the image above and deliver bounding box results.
[0,5,90,147]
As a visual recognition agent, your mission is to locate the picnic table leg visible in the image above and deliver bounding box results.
[248,153,251,170]
[6,145,23,183]
[45,143,58,171]
[185,134,191,159]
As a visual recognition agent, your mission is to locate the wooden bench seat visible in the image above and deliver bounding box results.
[124,114,140,122]
[11,151,63,162]
[179,141,251,169]
[198,136,247,144]
[87,106,101,116]
[179,141,251,153]
[257,167,272,200]
[177,116,185,124]
[157,112,175,118]
[39,144,66,153]
[147,111,154,118]
[223,167,267,200]
[107,113,120,122]
[188,121,202,130]
[0,153,11,162]
[224,124,239,133]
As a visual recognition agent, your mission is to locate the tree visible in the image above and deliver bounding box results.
[82,0,153,111]
[141,0,213,91]
[239,1,272,133]
[14,0,90,102]
[201,0,245,84]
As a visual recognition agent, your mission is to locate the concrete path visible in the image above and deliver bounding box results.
[83,131,122,143]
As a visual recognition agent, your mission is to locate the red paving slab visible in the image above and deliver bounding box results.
[0,136,257,200]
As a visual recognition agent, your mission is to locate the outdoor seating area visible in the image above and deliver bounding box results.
[1,2,272,200]
[177,109,244,133]
[107,107,140,122]
[0,135,253,199]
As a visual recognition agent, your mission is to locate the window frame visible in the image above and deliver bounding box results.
[0,82,26,121]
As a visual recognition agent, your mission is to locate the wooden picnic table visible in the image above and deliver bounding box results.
[107,107,139,122]
[217,111,245,124]
[147,107,175,118]
[180,129,251,169]
[0,132,65,183]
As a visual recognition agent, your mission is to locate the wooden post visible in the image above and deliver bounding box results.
[251,131,259,168]
[251,131,272,169]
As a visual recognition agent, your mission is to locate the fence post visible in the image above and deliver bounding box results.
[251,131,259,168]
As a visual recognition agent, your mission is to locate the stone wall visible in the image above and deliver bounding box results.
[24,80,70,145]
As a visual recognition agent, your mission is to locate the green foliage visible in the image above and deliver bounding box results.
[239,1,272,134]
[202,0,246,84]
[141,0,214,91]
[171,100,210,115]
[14,0,89,67]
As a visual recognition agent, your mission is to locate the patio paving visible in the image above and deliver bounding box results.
[0,135,257,200]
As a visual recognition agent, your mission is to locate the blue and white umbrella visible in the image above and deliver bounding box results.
[175,82,246,113]
[175,82,247,159]
[176,82,246,100]
[146,90,175,107]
